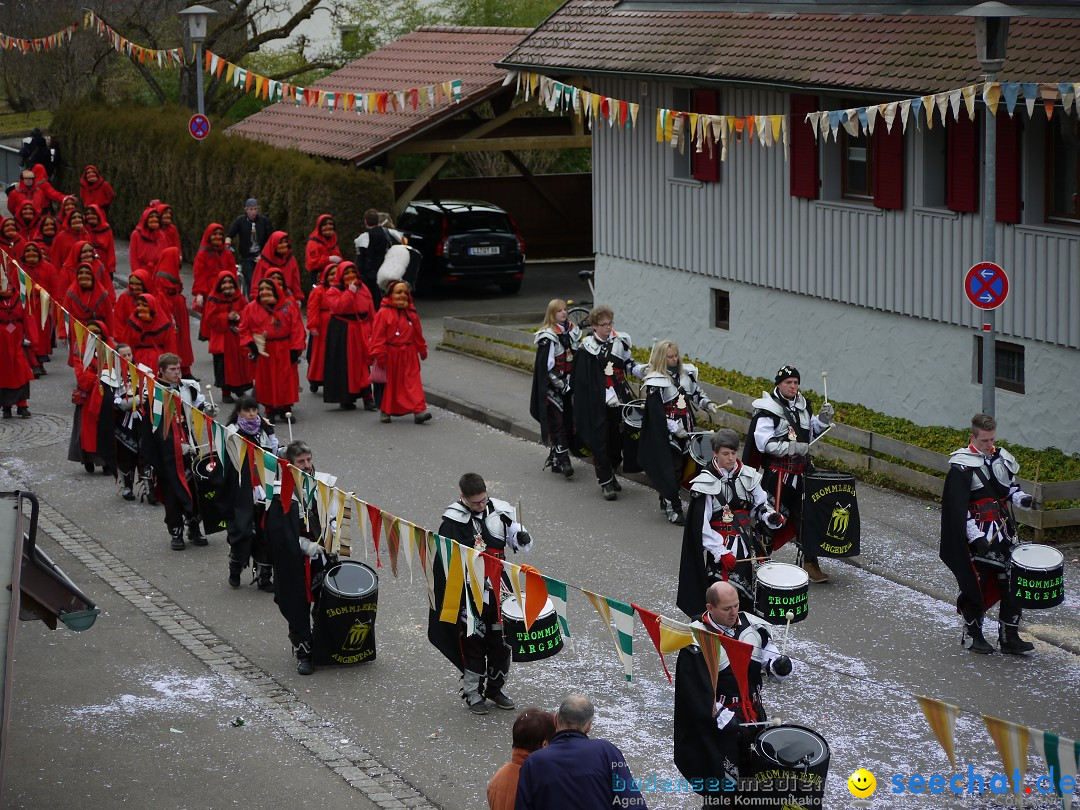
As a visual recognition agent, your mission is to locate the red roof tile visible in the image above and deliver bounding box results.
[498,2,1080,94]
[227,26,529,163]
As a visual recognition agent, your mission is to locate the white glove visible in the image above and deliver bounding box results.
[706,401,720,414]
[1012,491,1033,509]
[673,425,689,440]
[298,538,322,557]
[715,706,736,730]
[509,528,533,553]
[180,442,192,455]
[789,441,810,456]
[202,403,219,417]
[22,338,31,347]
[818,402,834,425]
[764,510,785,530]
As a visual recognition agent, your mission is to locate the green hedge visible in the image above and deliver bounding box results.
[51,103,392,264]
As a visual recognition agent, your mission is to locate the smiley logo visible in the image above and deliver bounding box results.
[847,768,876,798]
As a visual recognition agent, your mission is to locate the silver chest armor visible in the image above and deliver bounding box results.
[690,465,762,501]
[643,364,701,404]
[949,447,1020,493]
[442,498,517,545]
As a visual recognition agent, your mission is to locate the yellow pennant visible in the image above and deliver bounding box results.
[438,536,465,624]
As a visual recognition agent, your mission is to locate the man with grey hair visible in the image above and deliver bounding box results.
[678,429,784,617]
[514,694,646,808]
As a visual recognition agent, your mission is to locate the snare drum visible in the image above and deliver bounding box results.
[621,399,646,429]
[688,432,713,465]
[747,725,830,808]
[1009,544,1065,609]
[754,562,809,625]
[501,595,564,662]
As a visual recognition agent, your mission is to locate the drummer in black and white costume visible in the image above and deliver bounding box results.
[677,430,785,617]
[940,413,1035,656]
[429,473,533,715]
[529,299,582,478]
[744,366,833,583]
[571,306,645,501]
[638,340,721,525]
[674,581,793,800]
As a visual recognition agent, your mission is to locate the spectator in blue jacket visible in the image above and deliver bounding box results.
[514,694,646,809]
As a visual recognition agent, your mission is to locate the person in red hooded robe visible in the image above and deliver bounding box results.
[18,242,56,370]
[114,268,155,337]
[52,209,89,275]
[57,195,79,222]
[121,293,178,370]
[35,213,59,259]
[13,200,41,243]
[204,270,254,403]
[64,262,114,366]
[0,267,36,418]
[158,203,182,260]
[322,261,375,410]
[0,217,27,262]
[129,205,167,277]
[239,278,305,421]
[83,204,116,278]
[368,279,431,424]
[67,318,116,474]
[153,246,195,376]
[304,214,341,288]
[305,263,336,393]
[62,240,113,304]
[79,165,115,216]
[192,222,235,338]
[7,167,56,217]
[250,231,303,302]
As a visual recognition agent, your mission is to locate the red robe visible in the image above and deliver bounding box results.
[79,165,115,211]
[18,244,56,360]
[73,353,105,454]
[6,166,61,216]
[84,205,117,277]
[113,268,156,340]
[61,240,113,304]
[192,223,235,302]
[305,267,334,384]
[121,293,178,370]
[368,296,428,415]
[204,271,254,389]
[250,231,304,301]
[304,215,340,280]
[13,203,41,243]
[129,207,167,276]
[51,210,91,276]
[239,284,305,409]
[0,293,35,404]
[158,203,182,260]
[63,276,114,366]
[153,246,194,368]
[322,279,374,401]
[0,221,27,263]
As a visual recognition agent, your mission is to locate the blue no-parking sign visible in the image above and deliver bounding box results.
[964,261,1009,311]
[189,114,210,141]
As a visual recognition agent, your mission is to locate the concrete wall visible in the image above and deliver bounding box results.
[595,254,1079,453]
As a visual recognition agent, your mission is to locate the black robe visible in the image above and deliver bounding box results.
[137,395,194,514]
[674,645,740,799]
[677,493,712,618]
[529,339,553,444]
[570,346,610,463]
[940,464,1002,611]
[426,515,473,672]
[638,387,680,502]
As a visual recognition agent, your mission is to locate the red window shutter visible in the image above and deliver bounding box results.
[947,108,979,213]
[995,113,1021,224]
[789,94,819,199]
[692,89,720,183]
[873,122,904,210]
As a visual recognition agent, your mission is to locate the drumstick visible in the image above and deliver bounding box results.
[204,384,215,411]
[822,371,829,405]
[285,411,294,444]
[735,555,768,563]
[781,610,794,655]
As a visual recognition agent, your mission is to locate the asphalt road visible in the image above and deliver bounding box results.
[2,256,1078,810]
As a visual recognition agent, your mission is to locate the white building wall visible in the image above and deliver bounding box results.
[596,255,1079,453]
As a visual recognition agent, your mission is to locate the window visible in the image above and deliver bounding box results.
[841,127,874,200]
[974,336,1025,394]
[669,89,721,182]
[712,289,730,330]
[671,88,693,179]
[1046,115,1080,223]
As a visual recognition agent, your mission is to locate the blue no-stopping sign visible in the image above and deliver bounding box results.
[189,114,210,141]
[964,261,1009,310]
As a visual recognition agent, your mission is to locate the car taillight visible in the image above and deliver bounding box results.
[434,216,450,257]
[509,215,526,254]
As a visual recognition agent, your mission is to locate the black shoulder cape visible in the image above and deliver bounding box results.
[638,386,680,502]
[674,645,740,797]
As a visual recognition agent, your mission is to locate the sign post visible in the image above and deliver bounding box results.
[964,260,1009,416]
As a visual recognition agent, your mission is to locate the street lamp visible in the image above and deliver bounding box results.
[957,2,1025,417]
[178,4,217,118]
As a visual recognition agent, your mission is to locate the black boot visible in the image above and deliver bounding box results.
[170,525,186,551]
[292,638,315,675]
[187,516,208,547]
[961,618,994,654]
[998,622,1035,655]
[228,555,244,588]
[256,562,275,592]
[665,500,686,526]
[121,471,136,501]
[556,447,573,478]
[544,447,559,474]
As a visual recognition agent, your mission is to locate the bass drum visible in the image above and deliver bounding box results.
[501,594,564,662]
[313,560,378,666]
[754,562,809,625]
[746,725,830,808]
[1009,543,1065,609]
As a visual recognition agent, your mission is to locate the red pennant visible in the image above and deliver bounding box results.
[386,516,401,577]
[366,503,382,567]
[715,630,757,722]
[520,564,548,631]
[484,551,504,621]
[278,457,294,507]
[632,604,672,682]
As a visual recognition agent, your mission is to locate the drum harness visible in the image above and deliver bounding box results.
[969,465,1019,567]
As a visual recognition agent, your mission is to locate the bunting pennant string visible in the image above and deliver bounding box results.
[916,695,961,769]
[1032,730,1080,809]
[84,12,184,67]
[0,22,78,54]
[982,715,1030,793]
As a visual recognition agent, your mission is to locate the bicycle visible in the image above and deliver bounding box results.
[566,269,595,330]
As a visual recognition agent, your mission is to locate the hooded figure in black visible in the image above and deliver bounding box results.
[940,413,1035,655]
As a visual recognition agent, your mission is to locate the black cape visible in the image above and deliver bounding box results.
[638,387,680,502]
[677,492,711,618]
[529,338,553,444]
[674,644,740,798]
[137,397,194,514]
[939,464,1000,610]
[570,346,610,463]
[265,492,322,641]
[320,316,356,404]
[427,516,470,671]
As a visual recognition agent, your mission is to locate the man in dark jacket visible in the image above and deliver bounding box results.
[225,198,274,296]
[20,128,52,176]
[515,694,646,809]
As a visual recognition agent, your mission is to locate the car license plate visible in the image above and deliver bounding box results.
[468,246,500,256]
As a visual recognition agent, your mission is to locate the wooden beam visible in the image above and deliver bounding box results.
[388,99,537,160]
[392,154,451,217]
[392,134,592,155]
[501,151,573,221]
